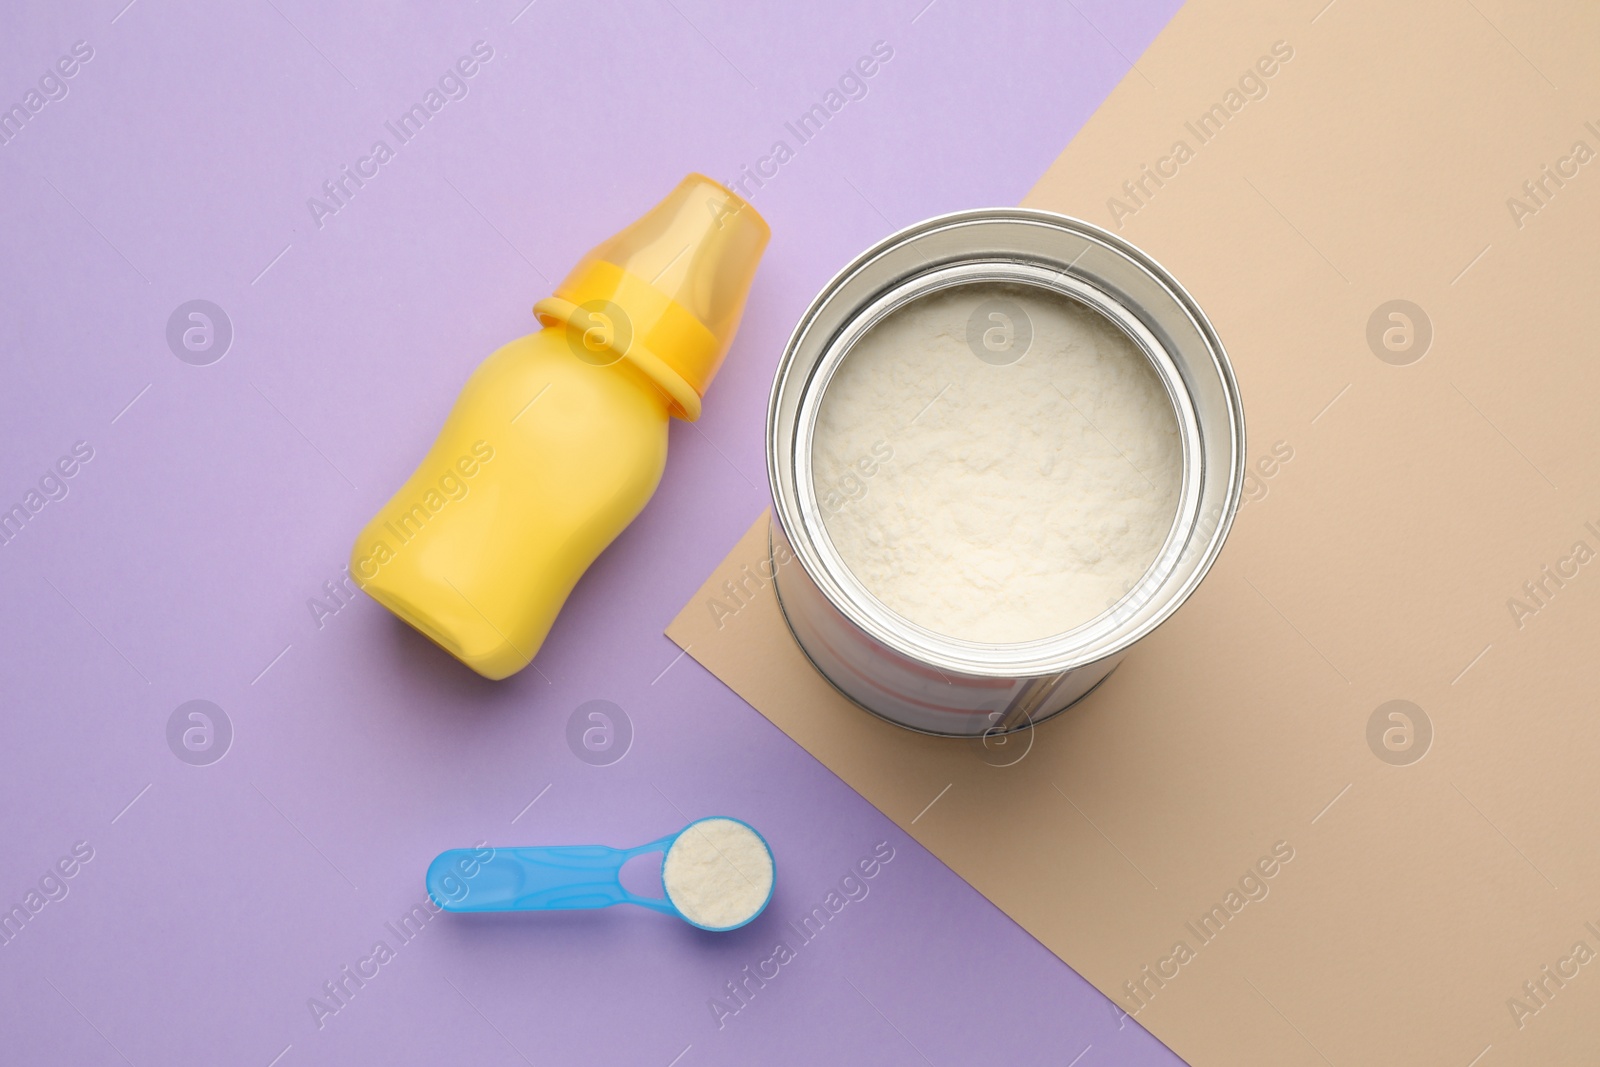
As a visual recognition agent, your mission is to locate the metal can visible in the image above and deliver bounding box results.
[766,209,1245,737]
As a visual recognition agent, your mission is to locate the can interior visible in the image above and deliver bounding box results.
[793,262,1205,664]
[768,210,1247,682]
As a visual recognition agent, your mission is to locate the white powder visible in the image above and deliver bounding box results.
[811,283,1182,644]
[662,818,774,930]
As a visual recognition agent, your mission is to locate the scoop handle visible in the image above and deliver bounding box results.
[427,841,677,914]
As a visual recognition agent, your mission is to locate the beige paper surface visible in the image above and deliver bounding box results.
[668,1,1600,1062]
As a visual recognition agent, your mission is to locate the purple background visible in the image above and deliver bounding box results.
[0,1,1187,1063]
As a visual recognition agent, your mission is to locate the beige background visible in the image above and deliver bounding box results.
[669,0,1600,1062]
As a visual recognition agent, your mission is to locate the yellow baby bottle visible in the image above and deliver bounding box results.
[351,175,769,679]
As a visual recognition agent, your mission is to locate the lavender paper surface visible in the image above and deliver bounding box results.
[0,1,1183,1063]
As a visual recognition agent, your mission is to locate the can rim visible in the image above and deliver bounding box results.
[793,261,1206,664]
[766,207,1246,679]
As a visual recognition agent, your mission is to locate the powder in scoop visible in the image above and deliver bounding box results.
[662,818,774,930]
[811,283,1182,644]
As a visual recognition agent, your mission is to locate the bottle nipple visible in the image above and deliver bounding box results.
[533,174,770,421]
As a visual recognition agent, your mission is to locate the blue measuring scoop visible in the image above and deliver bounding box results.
[425,816,774,932]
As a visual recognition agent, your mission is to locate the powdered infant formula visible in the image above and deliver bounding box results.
[662,818,774,929]
[811,283,1183,644]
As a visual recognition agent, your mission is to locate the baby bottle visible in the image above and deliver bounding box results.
[351,174,769,679]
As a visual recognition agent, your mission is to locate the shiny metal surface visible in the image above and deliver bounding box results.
[767,209,1245,736]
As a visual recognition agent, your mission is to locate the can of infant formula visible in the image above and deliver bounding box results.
[766,209,1245,737]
